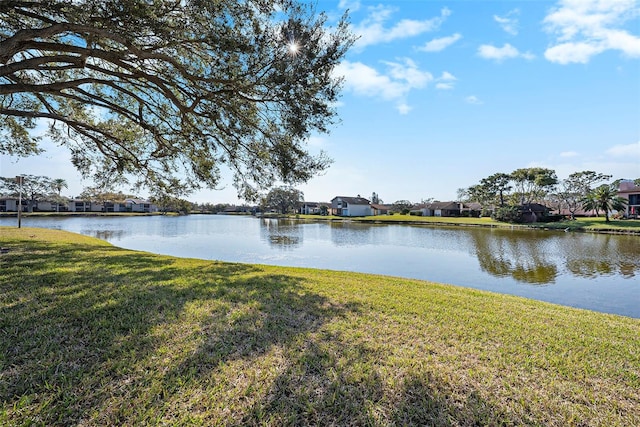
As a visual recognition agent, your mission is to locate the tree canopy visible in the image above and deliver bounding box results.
[0,174,51,211]
[264,185,303,214]
[556,171,611,219]
[510,167,558,205]
[0,0,354,199]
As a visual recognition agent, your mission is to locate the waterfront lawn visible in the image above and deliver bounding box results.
[1,227,639,426]
[295,213,640,233]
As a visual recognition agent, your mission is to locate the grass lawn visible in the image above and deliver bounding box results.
[294,214,640,233]
[1,227,639,426]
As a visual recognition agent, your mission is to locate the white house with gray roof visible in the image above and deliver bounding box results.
[330,196,371,217]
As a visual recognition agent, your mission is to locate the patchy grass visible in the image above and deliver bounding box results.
[1,227,639,426]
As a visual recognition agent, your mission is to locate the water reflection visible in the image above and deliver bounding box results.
[330,222,379,246]
[259,218,302,249]
[88,229,128,241]
[468,229,558,285]
[563,234,638,279]
[2,215,638,317]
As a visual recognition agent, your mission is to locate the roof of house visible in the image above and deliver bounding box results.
[331,196,371,205]
[618,181,640,194]
[125,198,152,204]
[462,202,483,210]
[521,203,549,212]
[423,201,460,210]
[370,203,392,210]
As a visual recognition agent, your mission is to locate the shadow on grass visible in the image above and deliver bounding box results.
[0,236,546,425]
[0,238,358,425]
[237,337,526,426]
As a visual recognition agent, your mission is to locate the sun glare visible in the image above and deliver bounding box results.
[287,40,300,56]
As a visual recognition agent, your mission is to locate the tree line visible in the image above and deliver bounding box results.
[0,174,260,214]
[1,175,69,212]
[458,168,637,222]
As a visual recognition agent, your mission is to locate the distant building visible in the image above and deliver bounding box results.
[370,203,392,216]
[299,202,318,215]
[618,180,640,218]
[331,196,371,217]
[417,202,462,217]
[0,197,22,212]
[124,199,157,213]
[519,203,549,223]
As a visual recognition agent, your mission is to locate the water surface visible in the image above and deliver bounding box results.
[2,215,638,318]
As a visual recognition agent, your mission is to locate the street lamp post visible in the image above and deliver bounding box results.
[16,175,24,228]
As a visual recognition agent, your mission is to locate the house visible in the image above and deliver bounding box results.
[419,202,462,217]
[124,198,157,213]
[617,180,640,218]
[331,196,371,217]
[34,200,54,211]
[461,202,483,217]
[299,202,329,215]
[556,207,597,217]
[0,197,22,212]
[69,199,103,212]
[520,203,549,223]
[221,205,250,214]
[370,203,392,216]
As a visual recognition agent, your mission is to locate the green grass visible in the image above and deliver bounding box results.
[295,214,640,233]
[1,227,639,426]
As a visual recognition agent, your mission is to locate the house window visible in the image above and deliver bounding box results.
[629,194,640,205]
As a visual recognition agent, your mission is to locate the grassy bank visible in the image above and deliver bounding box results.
[1,227,639,426]
[294,214,640,234]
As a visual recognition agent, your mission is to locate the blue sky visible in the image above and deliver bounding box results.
[2,0,639,204]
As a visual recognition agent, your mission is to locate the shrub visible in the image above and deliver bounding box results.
[492,205,522,223]
[543,214,565,222]
[481,208,493,218]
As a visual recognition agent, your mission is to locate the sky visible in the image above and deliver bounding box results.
[1,0,639,204]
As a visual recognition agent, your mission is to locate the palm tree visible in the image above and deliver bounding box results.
[51,178,68,212]
[581,184,627,222]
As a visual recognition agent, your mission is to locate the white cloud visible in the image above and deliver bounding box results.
[338,0,360,12]
[383,58,433,87]
[335,59,433,114]
[560,151,579,157]
[478,43,535,61]
[465,95,483,105]
[353,6,451,48]
[606,141,640,158]
[396,103,412,115]
[544,0,640,64]
[494,9,520,35]
[544,42,605,64]
[418,33,462,52]
[435,71,457,90]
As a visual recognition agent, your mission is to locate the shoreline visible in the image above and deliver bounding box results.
[2,211,639,235]
[284,214,640,236]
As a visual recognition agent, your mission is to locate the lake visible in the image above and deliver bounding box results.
[2,214,639,318]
